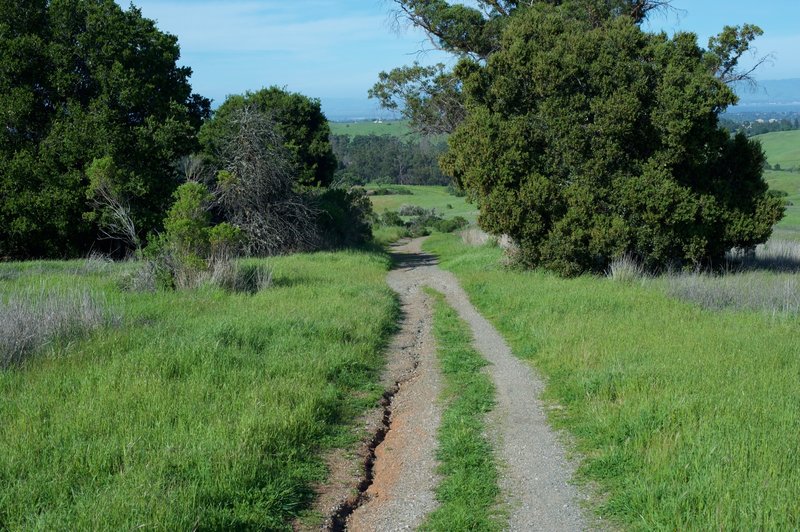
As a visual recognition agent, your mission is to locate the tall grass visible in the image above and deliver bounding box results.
[0,286,118,368]
[730,239,800,272]
[0,251,396,529]
[425,233,800,530]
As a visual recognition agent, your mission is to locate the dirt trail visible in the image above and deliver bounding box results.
[346,244,444,531]
[322,237,588,531]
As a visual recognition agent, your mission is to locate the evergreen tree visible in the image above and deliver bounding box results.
[0,0,209,258]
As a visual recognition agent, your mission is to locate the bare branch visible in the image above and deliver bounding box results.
[214,106,319,255]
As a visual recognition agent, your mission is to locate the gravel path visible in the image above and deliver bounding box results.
[346,245,443,531]
[339,238,589,530]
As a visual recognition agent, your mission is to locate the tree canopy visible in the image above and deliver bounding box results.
[442,5,783,274]
[373,1,764,136]
[0,0,209,258]
[200,87,337,189]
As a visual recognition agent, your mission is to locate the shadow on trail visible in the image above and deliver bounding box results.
[389,250,438,270]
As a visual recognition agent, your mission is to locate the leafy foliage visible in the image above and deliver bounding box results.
[443,6,783,275]
[200,87,336,188]
[0,0,209,258]
[374,1,676,135]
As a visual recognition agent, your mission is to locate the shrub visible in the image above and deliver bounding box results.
[144,182,244,290]
[380,210,406,227]
[399,204,428,217]
[432,216,469,233]
[315,187,373,248]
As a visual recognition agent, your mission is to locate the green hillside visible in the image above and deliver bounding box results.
[755,130,800,170]
[758,131,800,240]
[330,120,413,138]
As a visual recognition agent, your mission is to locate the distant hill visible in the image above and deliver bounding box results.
[755,130,800,170]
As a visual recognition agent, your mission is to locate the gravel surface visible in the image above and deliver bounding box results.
[339,237,589,531]
[392,238,589,531]
[346,243,443,532]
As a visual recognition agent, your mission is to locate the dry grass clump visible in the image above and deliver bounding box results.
[0,286,120,368]
[209,260,273,294]
[460,227,494,247]
[74,252,114,276]
[665,272,800,315]
[729,240,800,272]
[606,254,647,282]
[118,258,272,294]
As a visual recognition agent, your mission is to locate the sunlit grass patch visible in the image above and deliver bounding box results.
[421,290,502,531]
[0,250,396,529]
[424,232,800,530]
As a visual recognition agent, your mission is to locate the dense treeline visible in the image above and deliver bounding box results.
[0,1,370,262]
[0,0,209,258]
[721,117,800,137]
[330,134,450,186]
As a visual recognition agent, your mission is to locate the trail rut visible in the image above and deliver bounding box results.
[328,237,589,531]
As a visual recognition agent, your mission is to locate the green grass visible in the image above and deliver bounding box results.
[421,290,502,532]
[755,130,800,170]
[424,233,800,530]
[330,120,414,138]
[0,252,396,530]
[765,169,800,241]
[366,185,478,223]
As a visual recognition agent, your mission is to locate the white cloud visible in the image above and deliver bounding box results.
[128,1,399,54]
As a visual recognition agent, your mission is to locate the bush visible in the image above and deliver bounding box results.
[399,204,428,216]
[369,186,414,196]
[144,182,244,290]
[432,216,468,233]
[380,210,406,227]
[315,187,373,248]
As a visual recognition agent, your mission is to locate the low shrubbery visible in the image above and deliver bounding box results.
[367,186,414,196]
[373,207,469,243]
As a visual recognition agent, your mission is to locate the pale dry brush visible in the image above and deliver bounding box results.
[0,286,120,368]
[215,105,318,256]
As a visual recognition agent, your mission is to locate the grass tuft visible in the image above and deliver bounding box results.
[421,290,503,532]
[606,254,647,283]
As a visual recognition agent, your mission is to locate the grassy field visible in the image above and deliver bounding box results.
[0,252,396,529]
[422,290,501,531]
[765,168,800,240]
[424,233,800,530]
[755,129,800,170]
[330,120,413,138]
[366,185,478,223]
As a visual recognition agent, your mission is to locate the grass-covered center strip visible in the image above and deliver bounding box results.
[0,251,396,530]
[424,233,800,530]
[421,289,502,531]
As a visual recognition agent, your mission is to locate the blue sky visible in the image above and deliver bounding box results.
[120,1,800,118]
